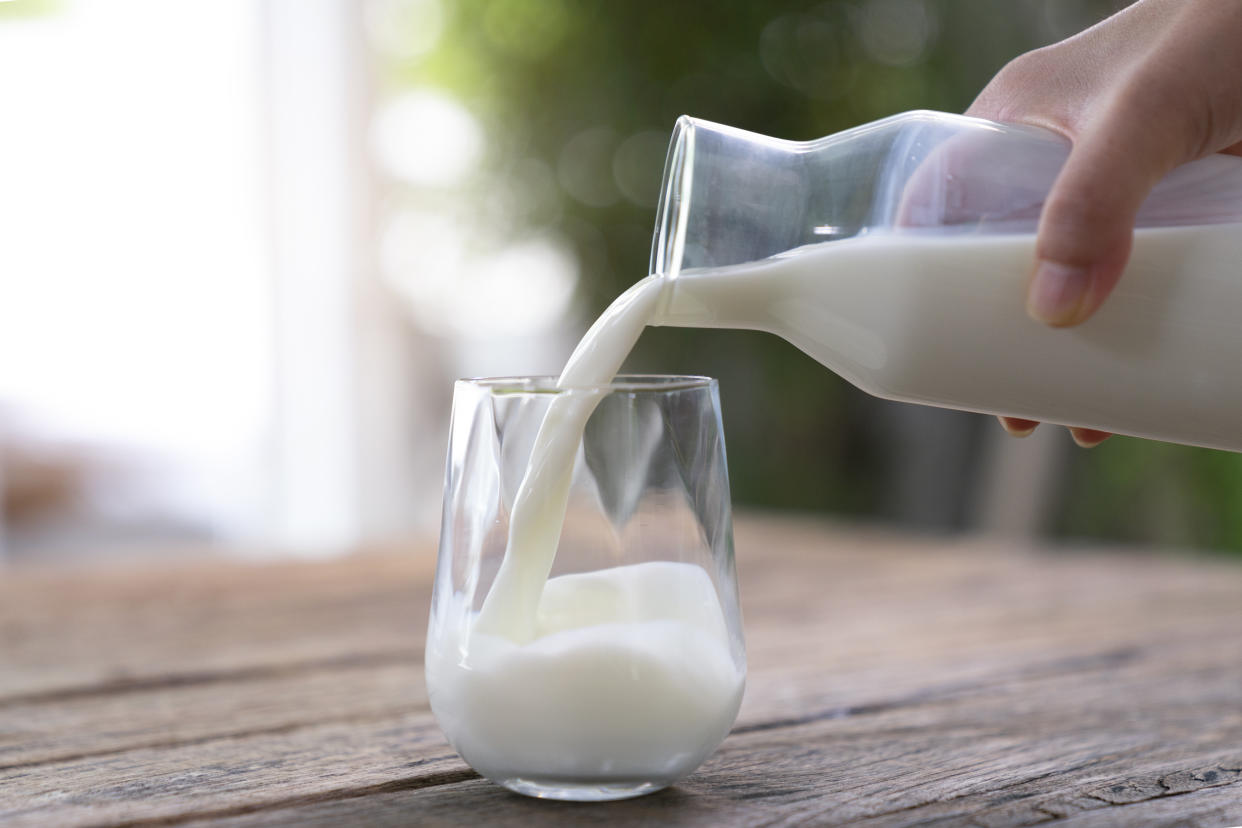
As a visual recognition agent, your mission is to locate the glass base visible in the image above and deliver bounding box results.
[498,776,669,802]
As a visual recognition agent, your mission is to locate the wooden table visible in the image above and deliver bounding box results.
[3,515,1242,827]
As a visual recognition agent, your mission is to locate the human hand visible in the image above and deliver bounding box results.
[966,0,1242,446]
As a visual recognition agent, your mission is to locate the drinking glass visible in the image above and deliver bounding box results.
[426,375,745,801]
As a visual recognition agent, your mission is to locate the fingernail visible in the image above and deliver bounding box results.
[1070,428,1111,449]
[1027,261,1090,326]
[999,417,1038,437]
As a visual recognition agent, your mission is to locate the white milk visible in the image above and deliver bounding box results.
[426,561,744,786]
[658,224,1242,452]
[473,274,668,642]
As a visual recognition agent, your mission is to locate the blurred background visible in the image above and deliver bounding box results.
[4,0,1241,563]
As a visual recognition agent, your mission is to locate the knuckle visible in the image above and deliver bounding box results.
[1101,65,1209,165]
[972,46,1073,130]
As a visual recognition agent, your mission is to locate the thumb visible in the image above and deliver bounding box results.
[1027,113,1183,327]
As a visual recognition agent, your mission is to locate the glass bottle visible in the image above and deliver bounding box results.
[651,112,1242,452]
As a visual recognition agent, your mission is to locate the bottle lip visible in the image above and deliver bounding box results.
[650,116,696,279]
[649,114,829,278]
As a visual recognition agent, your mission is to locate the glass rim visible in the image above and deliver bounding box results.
[458,374,717,394]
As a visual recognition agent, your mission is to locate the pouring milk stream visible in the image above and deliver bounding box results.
[428,111,1242,780]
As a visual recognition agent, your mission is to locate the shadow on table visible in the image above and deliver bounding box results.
[212,774,774,826]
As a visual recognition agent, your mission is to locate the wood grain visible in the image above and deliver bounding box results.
[0,549,431,701]
[2,515,1241,827]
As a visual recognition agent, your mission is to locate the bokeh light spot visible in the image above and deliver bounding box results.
[381,211,577,338]
[371,88,483,187]
[507,157,562,226]
[464,238,578,336]
[365,0,443,62]
[558,126,620,208]
[759,11,856,101]
[612,129,669,209]
[857,0,937,67]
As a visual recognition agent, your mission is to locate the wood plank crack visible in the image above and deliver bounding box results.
[1082,762,1242,807]
[0,649,418,709]
[81,765,480,828]
[870,762,1242,826]
[733,647,1142,735]
[0,707,425,773]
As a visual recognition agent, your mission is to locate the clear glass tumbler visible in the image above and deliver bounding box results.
[426,375,745,802]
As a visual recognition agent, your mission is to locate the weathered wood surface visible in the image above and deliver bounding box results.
[2,515,1241,827]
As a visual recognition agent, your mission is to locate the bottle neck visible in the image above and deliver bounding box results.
[649,268,764,333]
